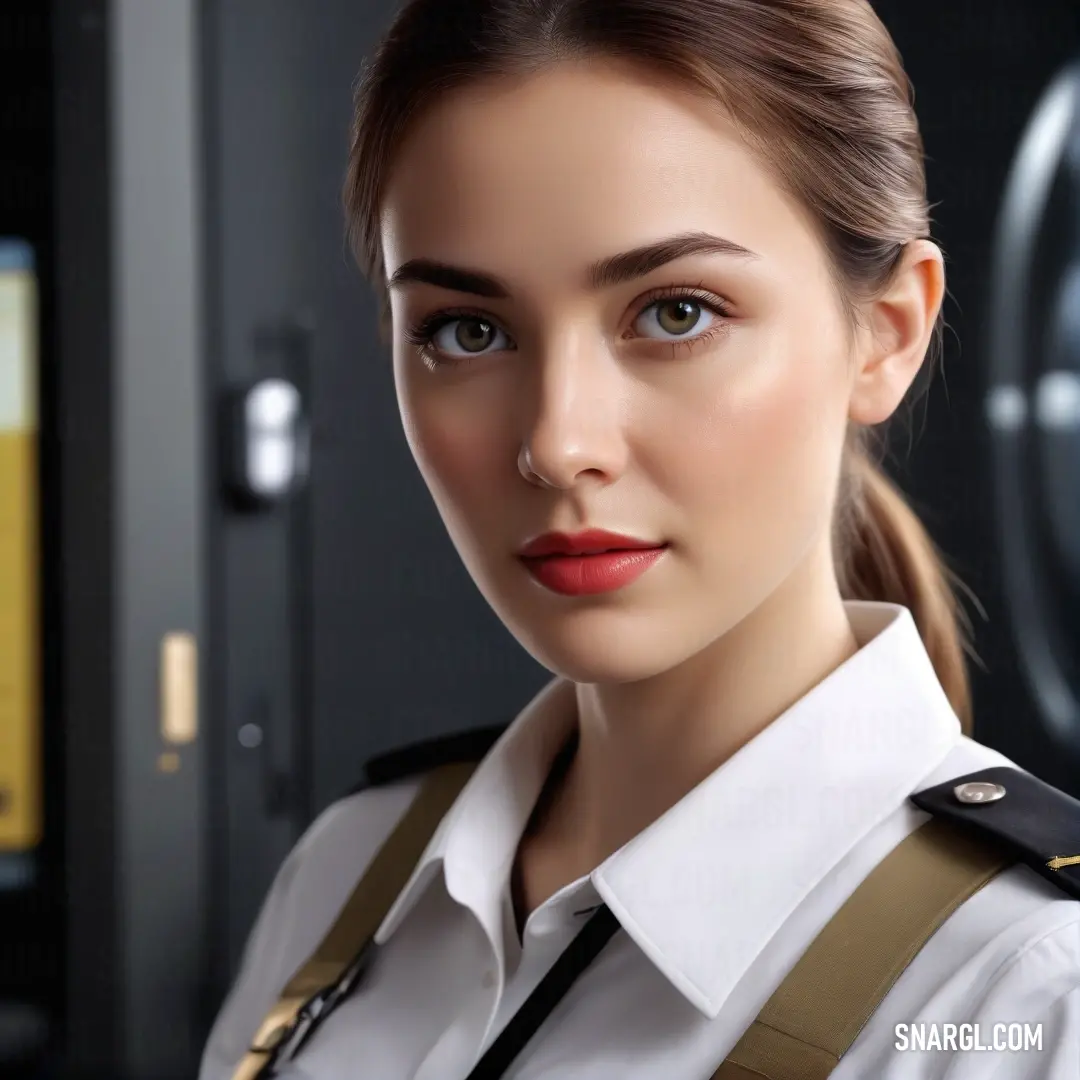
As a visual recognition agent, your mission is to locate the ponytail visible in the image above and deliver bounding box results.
[836,441,974,732]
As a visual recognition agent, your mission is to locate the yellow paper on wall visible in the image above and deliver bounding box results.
[0,241,40,851]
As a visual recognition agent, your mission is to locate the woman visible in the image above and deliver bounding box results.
[201,0,1080,1077]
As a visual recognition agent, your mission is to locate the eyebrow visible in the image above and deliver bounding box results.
[385,231,760,298]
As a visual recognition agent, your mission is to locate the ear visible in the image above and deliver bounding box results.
[848,239,945,426]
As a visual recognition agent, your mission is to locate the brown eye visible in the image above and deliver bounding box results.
[657,300,701,335]
[633,297,716,340]
[455,318,496,352]
[430,316,509,357]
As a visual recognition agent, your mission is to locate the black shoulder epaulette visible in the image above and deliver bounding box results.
[911,766,1080,900]
[348,723,509,796]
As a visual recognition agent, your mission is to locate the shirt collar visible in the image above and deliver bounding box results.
[374,677,578,963]
[375,602,962,1014]
[592,601,962,1016]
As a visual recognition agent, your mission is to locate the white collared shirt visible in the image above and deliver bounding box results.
[200,603,1080,1079]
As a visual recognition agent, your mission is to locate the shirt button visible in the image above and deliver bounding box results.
[481,970,496,989]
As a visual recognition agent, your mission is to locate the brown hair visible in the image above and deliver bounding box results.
[342,0,974,728]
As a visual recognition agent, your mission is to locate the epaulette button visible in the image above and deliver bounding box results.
[953,781,1007,805]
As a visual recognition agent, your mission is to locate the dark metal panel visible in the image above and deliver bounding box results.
[110,0,208,1074]
[201,0,326,994]
[57,3,212,1071]
[52,1,119,1073]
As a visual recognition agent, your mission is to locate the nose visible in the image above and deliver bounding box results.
[517,333,629,491]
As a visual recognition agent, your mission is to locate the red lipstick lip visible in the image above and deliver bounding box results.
[517,529,665,558]
[517,531,669,596]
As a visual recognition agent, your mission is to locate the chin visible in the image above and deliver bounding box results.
[499,601,708,685]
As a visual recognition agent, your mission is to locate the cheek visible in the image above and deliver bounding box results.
[642,326,850,557]
[395,363,517,530]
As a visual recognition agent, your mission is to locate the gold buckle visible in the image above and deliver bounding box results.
[1047,854,1080,871]
[250,997,306,1053]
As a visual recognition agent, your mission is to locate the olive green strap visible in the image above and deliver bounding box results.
[233,761,478,1080]
[713,817,1012,1080]
[234,780,1010,1080]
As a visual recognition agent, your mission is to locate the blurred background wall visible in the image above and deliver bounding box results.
[0,0,1079,1076]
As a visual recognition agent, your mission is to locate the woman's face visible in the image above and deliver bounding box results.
[380,62,879,682]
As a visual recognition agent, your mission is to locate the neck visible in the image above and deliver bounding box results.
[542,547,859,870]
